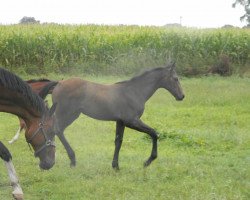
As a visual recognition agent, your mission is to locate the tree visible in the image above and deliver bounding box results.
[232,0,250,26]
[19,16,40,24]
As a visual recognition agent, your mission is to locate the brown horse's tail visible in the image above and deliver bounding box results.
[38,81,58,99]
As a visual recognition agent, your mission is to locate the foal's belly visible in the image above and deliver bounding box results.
[80,103,118,121]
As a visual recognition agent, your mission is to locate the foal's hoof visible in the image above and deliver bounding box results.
[70,161,76,168]
[112,162,120,170]
[113,166,120,171]
[143,158,154,167]
[143,160,151,168]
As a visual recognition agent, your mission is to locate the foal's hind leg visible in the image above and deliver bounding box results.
[112,121,125,170]
[125,119,159,167]
[0,142,23,200]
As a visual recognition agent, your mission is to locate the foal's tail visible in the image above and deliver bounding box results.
[38,81,58,99]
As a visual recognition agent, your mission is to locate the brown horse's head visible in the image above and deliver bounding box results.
[160,62,185,101]
[26,103,57,170]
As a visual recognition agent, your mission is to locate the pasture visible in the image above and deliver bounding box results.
[0,75,249,199]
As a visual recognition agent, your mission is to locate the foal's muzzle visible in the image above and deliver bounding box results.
[176,94,185,101]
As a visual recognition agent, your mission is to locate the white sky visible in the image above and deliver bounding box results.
[0,0,246,28]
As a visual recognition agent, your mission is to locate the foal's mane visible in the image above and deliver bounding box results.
[26,78,51,83]
[0,68,46,114]
[116,67,164,84]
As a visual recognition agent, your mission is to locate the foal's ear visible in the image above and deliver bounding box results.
[166,61,176,72]
[49,103,57,116]
[170,61,176,70]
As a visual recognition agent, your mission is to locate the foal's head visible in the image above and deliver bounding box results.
[26,103,57,170]
[159,62,185,101]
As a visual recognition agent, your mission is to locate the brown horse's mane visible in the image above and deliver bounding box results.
[0,68,46,114]
[115,67,164,84]
[26,78,51,83]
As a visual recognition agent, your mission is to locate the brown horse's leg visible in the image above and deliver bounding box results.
[125,119,159,167]
[9,119,26,144]
[0,142,23,199]
[112,121,125,170]
[5,161,24,200]
[9,127,21,144]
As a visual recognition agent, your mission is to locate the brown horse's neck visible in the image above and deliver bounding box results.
[0,103,41,126]
[0,68,46,139]
[0,87,43,128]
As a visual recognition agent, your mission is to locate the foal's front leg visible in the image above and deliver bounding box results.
[112,121,125,170]
[0,142,23,200]
[55,110,81,167]
[57,132,76,167]
[125,119,159,167]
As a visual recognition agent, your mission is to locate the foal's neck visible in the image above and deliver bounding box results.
[128,70,162,103]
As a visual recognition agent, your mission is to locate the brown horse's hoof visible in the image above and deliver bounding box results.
[12,185,23,200]
[13,191,24,200]
[13,194,24,200]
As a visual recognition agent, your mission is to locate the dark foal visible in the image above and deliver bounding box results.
[50,62,184,169]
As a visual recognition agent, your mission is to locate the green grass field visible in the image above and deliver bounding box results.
[0,75,250,200]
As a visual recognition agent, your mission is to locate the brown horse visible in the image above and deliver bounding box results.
[49,62,184,169]
[9,79,55,144]
[0,68,57,199]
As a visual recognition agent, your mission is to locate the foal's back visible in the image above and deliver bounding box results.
[52,78,134,121]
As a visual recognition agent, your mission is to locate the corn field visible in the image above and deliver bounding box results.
[0,24,249,75]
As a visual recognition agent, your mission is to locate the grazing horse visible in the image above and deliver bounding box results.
[50,62,184,169]
[9,79,55,144]
[0,68,57,199]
